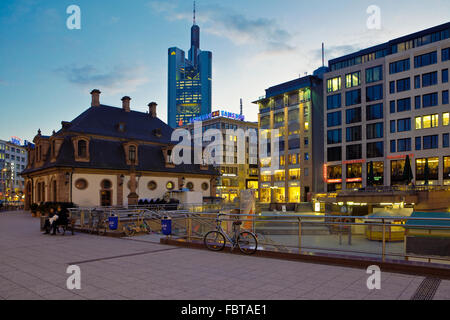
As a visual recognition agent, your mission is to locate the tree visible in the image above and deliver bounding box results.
[402,155,413,185]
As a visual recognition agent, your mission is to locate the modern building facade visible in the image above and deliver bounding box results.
[21,90,217,209]
[324,22,450,191]
[0,138,28,201]
[182,112,258,203]
[167,9,212,128]
[253,72,325,204]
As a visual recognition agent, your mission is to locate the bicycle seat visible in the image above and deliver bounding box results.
[233,221,242,226]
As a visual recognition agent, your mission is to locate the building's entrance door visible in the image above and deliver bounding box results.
[303,186,310,203]
[100,190,112,207]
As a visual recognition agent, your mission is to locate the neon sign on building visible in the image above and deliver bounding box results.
[189,110,245,123]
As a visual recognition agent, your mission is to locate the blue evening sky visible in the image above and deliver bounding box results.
[0,0,449,142]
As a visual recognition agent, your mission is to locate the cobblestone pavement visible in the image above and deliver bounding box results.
[0,211,443,300]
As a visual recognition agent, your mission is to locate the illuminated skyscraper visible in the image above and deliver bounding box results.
[168,3,212,128]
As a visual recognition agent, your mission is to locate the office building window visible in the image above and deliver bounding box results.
[396,78,411,92]
[397,118,411,132]
[397,138,412,152]
[443,69,449,83]
[346,107,361,124]
[346,126,362,142]
[420,114,439,129]
[414,75,421,89]
[390,120,396,133]
[327,147,342,162]
[327,129,342,144]
[414,51,437,68]
[327,93,342,110]
[346,144,362,160]
[444,133,450,148]
[367,142,384,158]
[416,157,439,181]
[366,65,383,83]
[367,122,383,139]
[415,96,421,109]
[389,81,395,94]
[366,103,383,121]
[366,84,383,102]
[390,101,396,114]
[397,98,411,112]
[423,135,439,149]
[443,48,450,62]
[327,111,342,127]
[345,71,361,88]
[444,113,449,126]
[390,140,396,153]
[346,89,361,106]
[389,58,410,74]
[422,71,438,87]
[423,92,438,108]
[327,76,341,93]
[443,91,449,105]
[415,137,421,150]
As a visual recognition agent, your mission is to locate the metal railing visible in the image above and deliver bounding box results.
[166,212,450,267]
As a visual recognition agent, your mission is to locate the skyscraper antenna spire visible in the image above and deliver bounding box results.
[193,1,196,25]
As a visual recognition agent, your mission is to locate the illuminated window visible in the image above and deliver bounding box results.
[443,113,449,126]
[345,71,361,88]
[304,122,309,131]
[422,114,439,129]
[289,169,300,180]
[415,117,422,130]
[327,76,341,93]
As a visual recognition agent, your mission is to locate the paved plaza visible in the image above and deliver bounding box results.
[1,211,449,300]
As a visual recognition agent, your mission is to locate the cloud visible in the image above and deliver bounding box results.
[149,1,295,52]
[55,64,149,94]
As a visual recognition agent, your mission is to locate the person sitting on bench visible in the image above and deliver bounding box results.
[43,208,58,235]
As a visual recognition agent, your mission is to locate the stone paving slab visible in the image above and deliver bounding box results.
[0,211,436,300]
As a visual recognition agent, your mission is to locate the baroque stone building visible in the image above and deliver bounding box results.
[21,90,217,209]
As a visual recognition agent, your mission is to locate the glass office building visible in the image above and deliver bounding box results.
[324,22,450,191]
[168,18,212,128]
[253,72,325,204]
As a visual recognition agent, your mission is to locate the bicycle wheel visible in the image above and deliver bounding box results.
[123,223,136,237]
[204,231,226,251]
[237,232,258,254]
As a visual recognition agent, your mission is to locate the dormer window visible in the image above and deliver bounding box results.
[78,140,87,158]
[129,145,136,164]
[117,122,126,133]
[72,136,90,162]
[153,128,162,138]
[123,142,139,166]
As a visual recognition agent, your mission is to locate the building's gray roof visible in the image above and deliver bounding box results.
[58,105,174,144]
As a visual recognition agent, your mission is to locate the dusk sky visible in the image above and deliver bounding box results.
[1,0,449,142]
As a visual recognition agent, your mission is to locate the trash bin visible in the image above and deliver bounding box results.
[108,215,118,230]
[161,216,172,236]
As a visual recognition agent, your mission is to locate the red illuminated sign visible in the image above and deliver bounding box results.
[346,178,362,183]
[387,153,414,160]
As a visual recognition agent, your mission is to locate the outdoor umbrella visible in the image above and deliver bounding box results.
[424,158,430,186]
[367,161,375,187]
[403,155,413,185]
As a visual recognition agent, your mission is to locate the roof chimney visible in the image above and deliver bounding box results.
[121,96,131,112]
[90,89,101,107]
[148,102,157,118]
